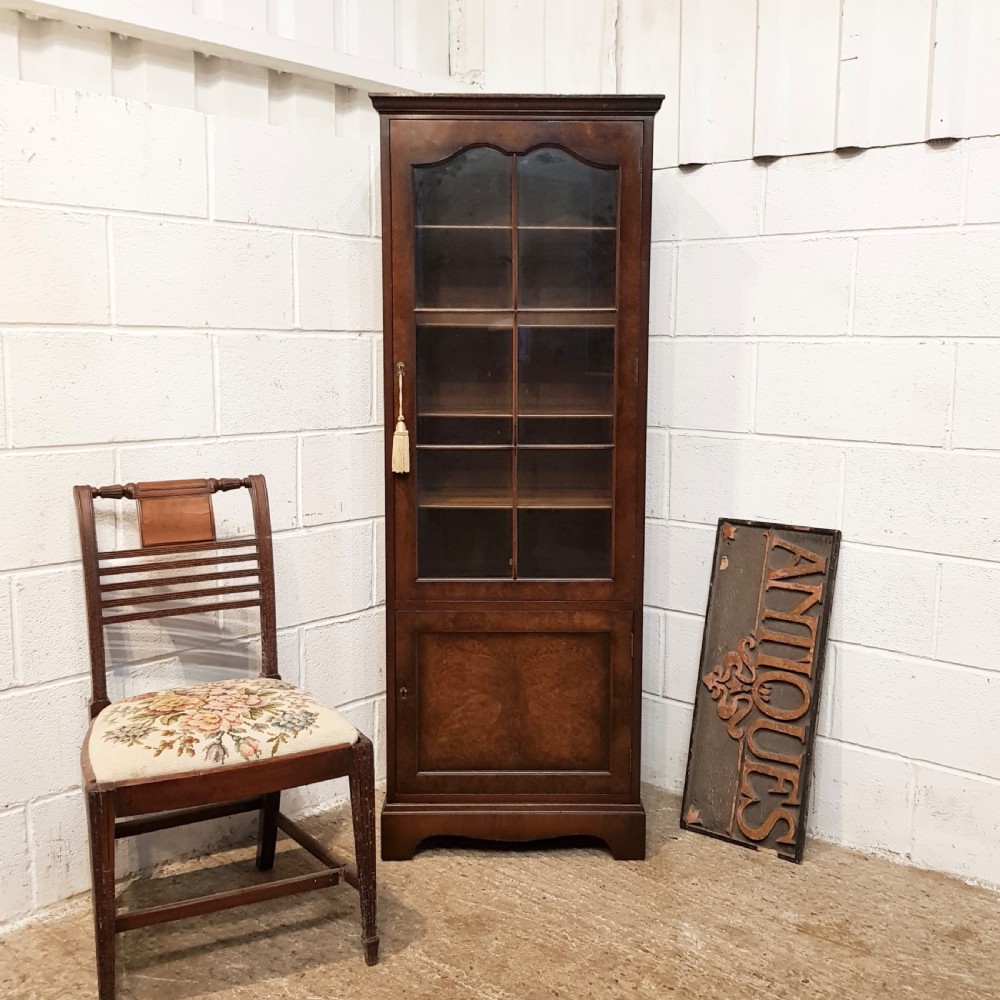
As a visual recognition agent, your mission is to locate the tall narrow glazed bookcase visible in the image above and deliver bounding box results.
[372,94,663,860]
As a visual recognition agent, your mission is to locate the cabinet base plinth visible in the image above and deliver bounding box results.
[380,801,646,861]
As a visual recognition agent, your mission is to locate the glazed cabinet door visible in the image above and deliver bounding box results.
[393,610,635,798]
[387,119,646,603]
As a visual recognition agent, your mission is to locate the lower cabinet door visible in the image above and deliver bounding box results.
[393,610,634,797]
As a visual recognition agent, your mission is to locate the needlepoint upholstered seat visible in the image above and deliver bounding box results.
[87,677,359,783]
[75,476,378,1000]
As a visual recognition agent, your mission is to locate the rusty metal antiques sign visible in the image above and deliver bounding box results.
[681,520,841,862]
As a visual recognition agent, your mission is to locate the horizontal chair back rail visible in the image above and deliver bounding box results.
[75,476,279,718]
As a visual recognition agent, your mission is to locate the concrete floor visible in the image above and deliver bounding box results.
[1,786,997,1000]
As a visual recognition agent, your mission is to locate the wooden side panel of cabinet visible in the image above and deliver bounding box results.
[372,94,663,862]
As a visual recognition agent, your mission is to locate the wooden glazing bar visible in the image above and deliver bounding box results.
[98,553,258,576]
[101,583,261,609]
[102,599,261,625]
[97,537,258,560]
[114,798,264,839]
[276,813,359,890]
[99,569,261,593]
[114,869,342,932]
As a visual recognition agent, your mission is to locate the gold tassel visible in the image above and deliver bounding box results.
[391,363,410,474]
[391,416,410,474]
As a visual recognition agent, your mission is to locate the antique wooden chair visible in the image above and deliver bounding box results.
[74,475,378,1000]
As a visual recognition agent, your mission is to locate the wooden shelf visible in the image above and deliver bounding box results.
[518,410,614,419]
[414,225,615,231]
[517,444,613,451]
[419,411,512,418]
[417,493,611,509]
[517,497,612,509]
[418,495,512,508]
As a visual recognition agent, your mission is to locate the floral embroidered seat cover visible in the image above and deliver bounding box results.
[87,677,359,783]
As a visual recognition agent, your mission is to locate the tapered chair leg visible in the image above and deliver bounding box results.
[349,735,379,965]
[86,789,117,1000]
[256,791,281,871]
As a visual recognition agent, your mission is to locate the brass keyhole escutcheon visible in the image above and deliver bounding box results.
[399,686,408,701]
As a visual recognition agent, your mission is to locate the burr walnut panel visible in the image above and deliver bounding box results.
[415,630,612,772]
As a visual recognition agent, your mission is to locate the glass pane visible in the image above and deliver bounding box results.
[517,449,612,507]
[518,509,612,578]
[415,228,512,309]
[414,146,511,227]
[518,327,614,415]
[417,326,512,415]
[419,416,512,446]
[517,148,617,228]
[518,416,612,445]
[419,508,512,578]
[517,229,615,308]
[418,448,512,507]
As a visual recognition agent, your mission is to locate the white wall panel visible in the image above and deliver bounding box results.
[482,0,545,92]
[395,0,449,76]
[266,0,336,46]
[0,9,17,78]
[193,0,269,33]
[678,0,757,164]
[544,0,614,92]
[18,16,112,92]
[334,83,379,146]
[194,53,269,122]
[111,36,196,108]
[930,0,1000,140]
[837,0,934,148]
[268,71,336,128]
[335,0,395,63]
[449,0,485,85]
[754,0,839,156]
[617,0,680,167]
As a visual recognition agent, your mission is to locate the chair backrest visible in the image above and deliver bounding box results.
[74,475,278,719]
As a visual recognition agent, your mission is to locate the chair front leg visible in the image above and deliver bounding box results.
[86,789,117,1000]
[256,791,281,871]
[348,734,379,965]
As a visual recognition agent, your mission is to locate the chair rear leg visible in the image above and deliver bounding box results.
[348,734,379,965]
[86,789,117,1000]
[256,791,281,871]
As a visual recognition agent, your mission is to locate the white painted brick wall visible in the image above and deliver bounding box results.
[6,332,215,447]
[669,435,843,527]
[937,562,1000,671]
[854,231,1000,339]
[644,130,1000,892]
[763,142,964,234]
[912,767,1000,887]
[302,608,386,706]
[297,234,382,330]
[0,54,388,924]
[828,545,938,658]
[0,80,207,217]
[3,1,1000,929]
[211,118,370,233]
[675,238,854,337]
[0,581,14,690]
[843,448,1000,561]
[965,135,1000,223]
[216,334,373,433]
[755,341,954,446]
[113,218,294,329]
[301,429,384,524]
[652,160,763,241]
[952,343,1000,448]
[0,207,110,325]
